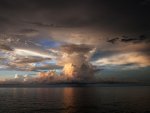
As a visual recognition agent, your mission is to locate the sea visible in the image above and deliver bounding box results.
[0,84,149,113]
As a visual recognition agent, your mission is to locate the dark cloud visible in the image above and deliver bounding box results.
[140,0,150,6]
[0,44,13,51]
[0,0,149,33]
[0,16,10,23]
[121,35,150,43]
[60,44,93,54]
[13,57,51,64]
[107,35,150,44]
[120,63,139,67]
[25,21,55,28]
[19,29,38,34]
[29,64,62,71]
[107,37,119,44]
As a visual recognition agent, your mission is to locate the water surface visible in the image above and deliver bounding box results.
[0,86,150,113]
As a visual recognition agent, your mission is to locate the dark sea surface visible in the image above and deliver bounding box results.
[0,85,150,113]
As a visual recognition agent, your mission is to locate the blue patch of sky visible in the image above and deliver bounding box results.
[44,59,56,65]
[34,59,57,67]
[98,66,150,82]
[36,38,63,48]
[0,70,36,79]
[55,69,62,75]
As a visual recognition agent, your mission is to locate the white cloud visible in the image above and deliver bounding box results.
[14,48,54,58]
[92,52,150,69]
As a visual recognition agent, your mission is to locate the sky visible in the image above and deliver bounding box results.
[0,0,150,83]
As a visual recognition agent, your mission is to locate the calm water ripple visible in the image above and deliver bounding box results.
[0,86,150,113]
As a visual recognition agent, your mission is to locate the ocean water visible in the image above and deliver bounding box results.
[0,86,150,113]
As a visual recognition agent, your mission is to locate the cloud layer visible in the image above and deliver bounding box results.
[0,0,150,82]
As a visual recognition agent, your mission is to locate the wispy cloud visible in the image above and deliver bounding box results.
[92,52,150,69]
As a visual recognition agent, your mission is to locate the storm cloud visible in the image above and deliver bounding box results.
[0,0,150,82]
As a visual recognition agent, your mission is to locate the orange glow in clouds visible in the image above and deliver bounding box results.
[63,63,76,78]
